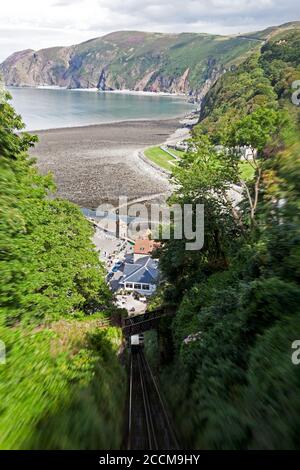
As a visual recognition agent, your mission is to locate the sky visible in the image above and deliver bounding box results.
[0,0,299,61]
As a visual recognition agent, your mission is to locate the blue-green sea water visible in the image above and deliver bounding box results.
[8,87,195,131]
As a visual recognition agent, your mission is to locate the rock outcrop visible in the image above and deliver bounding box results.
[1,26,292,100]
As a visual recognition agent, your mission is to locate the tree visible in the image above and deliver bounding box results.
[156,28,300,450]
[224,107,285,225]
[0,89,111,325]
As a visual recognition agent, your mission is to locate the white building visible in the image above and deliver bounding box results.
[119,256,159,296]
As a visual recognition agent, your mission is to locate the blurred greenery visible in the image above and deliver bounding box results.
[0,93,112,325]
[239,161,255,181]
[0,322,125,449]
[157,27,300,449]
[0,91,125,449]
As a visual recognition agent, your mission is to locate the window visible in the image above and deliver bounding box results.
[126,283,133,289]
[134,284,142,290]
[142,284,150,290]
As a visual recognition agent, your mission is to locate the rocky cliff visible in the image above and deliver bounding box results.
[1,25,298,100]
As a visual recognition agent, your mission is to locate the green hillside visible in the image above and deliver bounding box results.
[0,30,257,95]
[0,89,126,449]
[152,25,300,450]
[2,24,298,96]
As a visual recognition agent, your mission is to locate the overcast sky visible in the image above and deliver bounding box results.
[0,0,299,61]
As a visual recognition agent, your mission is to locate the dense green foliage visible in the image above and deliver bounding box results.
[0,321,125,449]
[158,28,300,449]
[0,93,125,449]
[0,92,111,325]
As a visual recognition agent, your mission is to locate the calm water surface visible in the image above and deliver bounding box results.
[8,87,195,131]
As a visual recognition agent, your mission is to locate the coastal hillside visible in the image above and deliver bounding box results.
[1,22,299,99]
[0,88,126,449]
[153,26,300,449]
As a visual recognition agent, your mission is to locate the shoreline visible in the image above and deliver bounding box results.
[8,84,190,100]
[30,117,181,208]
[26,113,191,134]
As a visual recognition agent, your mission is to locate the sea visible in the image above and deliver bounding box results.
[7,86,195,131]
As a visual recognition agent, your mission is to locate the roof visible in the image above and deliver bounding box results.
[134,239,160,255]
[120,256,159,285]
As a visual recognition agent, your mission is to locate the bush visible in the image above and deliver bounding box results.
[0,321,125,449]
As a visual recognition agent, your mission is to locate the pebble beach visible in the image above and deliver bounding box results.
[30,118,182,208]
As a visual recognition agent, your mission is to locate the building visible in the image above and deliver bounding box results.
[214,144,257,161]
[119,256,159,295]
[133,239,160,261]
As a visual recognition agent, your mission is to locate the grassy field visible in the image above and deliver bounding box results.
[145,147,255,181]
[169,148,185,158]
[144,146,177,171]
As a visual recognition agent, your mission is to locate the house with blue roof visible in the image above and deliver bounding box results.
[119,256,159,295]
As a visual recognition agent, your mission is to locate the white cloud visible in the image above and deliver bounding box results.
[0,0,299,61]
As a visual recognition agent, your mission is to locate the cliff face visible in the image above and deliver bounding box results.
[0,47,72,88]
[1,26,296,99]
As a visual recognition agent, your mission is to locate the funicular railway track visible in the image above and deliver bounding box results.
[122,308,174,337]
[127,348,179,450]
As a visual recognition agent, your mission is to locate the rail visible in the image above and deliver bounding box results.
[127,349,179,450]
